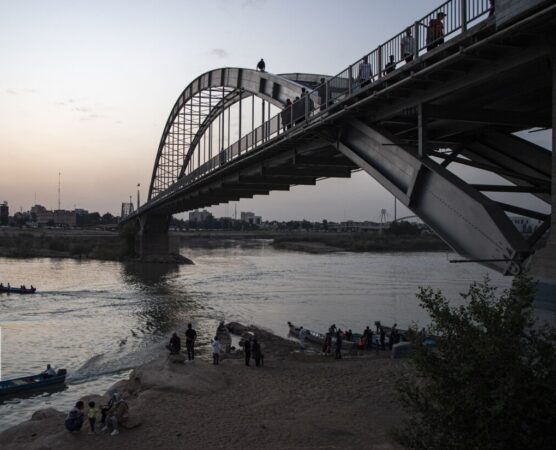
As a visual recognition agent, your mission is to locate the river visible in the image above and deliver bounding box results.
[0,241,552,431]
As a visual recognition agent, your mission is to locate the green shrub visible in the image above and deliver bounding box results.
[396,275,556,450]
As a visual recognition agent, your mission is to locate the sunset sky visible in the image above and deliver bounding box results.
[0,0,551,221]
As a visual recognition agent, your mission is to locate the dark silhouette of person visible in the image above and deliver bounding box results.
[489,0,495,17]
[426,12,446,51]
[293,96,304,125]
[252,338,262,367]
[389,323,398,350]
[167,332,181,354]
[185,323,197,361]
[380,327,386,350]
[281,99,292,131]
[322,332,332,354]
[256,58,266,72]
[335,331,343,359]
[244,338,251,366]
[65,401,85,432]
[401,28,415,62]
[317,78,327,111]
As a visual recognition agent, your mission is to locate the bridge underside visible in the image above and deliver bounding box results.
[132,4,555,277]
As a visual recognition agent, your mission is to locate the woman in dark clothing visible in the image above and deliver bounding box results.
[244,338,251,366]
[335,331,343,360]
[252,338,262,367]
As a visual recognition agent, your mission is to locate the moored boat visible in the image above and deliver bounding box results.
[0,285,37,294]
[287,322,356,350]
[0,369,67,399]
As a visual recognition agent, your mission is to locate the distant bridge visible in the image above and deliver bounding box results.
[123,0,555,276]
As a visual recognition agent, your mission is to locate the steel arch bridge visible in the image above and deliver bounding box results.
[124,0,555,276]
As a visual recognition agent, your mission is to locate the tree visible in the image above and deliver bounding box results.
[396,275,556,450]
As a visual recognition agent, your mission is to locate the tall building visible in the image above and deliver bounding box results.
[0,201,8,225]
[240,211,261,225]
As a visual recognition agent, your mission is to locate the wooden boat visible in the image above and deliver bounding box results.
[0,369,67,399]
[0,286,36,294]
[287,322,356,350]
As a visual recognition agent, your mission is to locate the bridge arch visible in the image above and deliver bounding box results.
[148,68,328,200]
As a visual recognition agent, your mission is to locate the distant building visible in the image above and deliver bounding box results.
[30,204,47,215]
[35,209,76,227]
[189,209,212,222]
[75,208,89,216]
[0,202,8,225]
[121,202,134,219]
[53,210,76,227]
[240,211,261,225]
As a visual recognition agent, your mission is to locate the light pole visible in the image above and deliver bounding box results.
[137,183,141,211]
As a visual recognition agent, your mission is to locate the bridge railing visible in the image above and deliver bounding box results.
[150,0,492,206]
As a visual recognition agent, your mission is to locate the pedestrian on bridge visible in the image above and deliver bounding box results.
[357,55,373,87]
[384,55,396,75]
[281,99,292,131]
[401,28,415,62]
[317,78,327,111]
[256,58,266,72]
[426,11,446,51]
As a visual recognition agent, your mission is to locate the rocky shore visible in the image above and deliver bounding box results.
[0,323,406,450]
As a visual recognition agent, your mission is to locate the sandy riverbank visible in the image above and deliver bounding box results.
[0,323,406,450]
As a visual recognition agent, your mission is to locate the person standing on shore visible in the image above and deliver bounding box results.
[323,332,332,354]
[389,324,398,350]
[212,337,221,365]
[244,338,252,366]
[380,327,386,350]
[185,323,197,361]
[335,331,343,360]
[252,338,262,367]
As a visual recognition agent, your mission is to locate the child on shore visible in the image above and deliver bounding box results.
[88,401,98,434]
[212,336,221,365]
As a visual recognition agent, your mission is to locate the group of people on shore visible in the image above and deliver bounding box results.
[166,322,263,367]
[314,322,402,359]
[65,391,128,437]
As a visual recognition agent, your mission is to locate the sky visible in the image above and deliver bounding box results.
[0,0,552,221]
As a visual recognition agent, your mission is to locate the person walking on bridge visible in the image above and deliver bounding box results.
[426,12,446,51]
[256,58,266,72]
[185,323,197,361]
[281,99,292,131]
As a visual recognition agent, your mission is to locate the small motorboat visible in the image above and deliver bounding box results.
[0,285,37,294]
[0,369,67,399]
[287,322,356,350]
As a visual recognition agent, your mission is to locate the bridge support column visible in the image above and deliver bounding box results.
[135,214,176,262]
[530,50,556,303]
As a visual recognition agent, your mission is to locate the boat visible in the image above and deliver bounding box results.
[287,322,356,350]
[0,369,67,399]
[0,285,36,294]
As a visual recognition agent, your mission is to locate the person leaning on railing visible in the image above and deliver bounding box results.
[400,27,415,62]
[281,99,292,131]
[357,56,373,87]
[426,11,446,51]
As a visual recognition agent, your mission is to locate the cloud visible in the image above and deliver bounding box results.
[210,48,229,58]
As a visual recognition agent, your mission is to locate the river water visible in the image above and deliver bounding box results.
[0,241,553,431]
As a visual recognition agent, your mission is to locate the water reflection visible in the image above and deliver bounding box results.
[121,261,179,287]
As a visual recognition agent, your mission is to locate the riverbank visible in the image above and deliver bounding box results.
[0,227,448,262]
[0,323,406,450]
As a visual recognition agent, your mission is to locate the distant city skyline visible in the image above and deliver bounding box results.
[0,0,552,221]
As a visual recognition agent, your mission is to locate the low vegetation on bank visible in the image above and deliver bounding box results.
[396,275,556,449]
[272,232,449,253]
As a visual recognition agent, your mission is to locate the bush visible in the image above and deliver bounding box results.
[395,275,556,450]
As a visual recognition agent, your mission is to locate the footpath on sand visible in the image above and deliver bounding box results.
[0,323,406,450]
